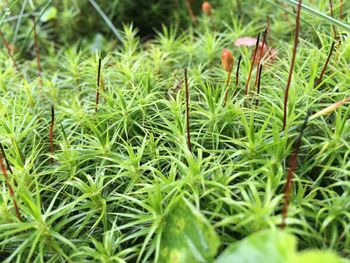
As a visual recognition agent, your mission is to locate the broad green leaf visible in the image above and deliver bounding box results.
[159,199,220,263]
[289,250,342,263]
[40,7,57,22]
[216,230,296,263]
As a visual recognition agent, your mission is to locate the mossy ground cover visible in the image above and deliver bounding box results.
[1,0,350,262]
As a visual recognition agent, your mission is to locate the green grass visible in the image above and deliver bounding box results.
[1,0,350,262]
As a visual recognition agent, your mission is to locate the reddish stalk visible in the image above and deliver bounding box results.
[50,105,55,163]
[233,55,242,96]
[329,0,335,17]
[282,0,303,131]
[0,31,20,73]
[328,0,337,39]
[0,143,13,174]
[281,113,309,230]
[0,154,22,221]
[266,16,273,47]
[223,73,231,106]
[256,64,263,107]
[340,0,343,20]
[173,79,184,94]
[32,17,42,88]
[185,0,196,23]
[0,143,17,186]
[254,29,267,90]
[245,33,261,96]
[264,20,273,58]
[184,68,192,153]
[95,57,102,113]
[316,41,335,86]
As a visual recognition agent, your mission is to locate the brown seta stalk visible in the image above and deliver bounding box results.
[316,41,335,86]
[282,0,303,131]
[233,55,242,96]
[185,0,196,23]
[0,154,22,221]
[184,68,192,152]
[281,112,309,230]
[0,143,17,186]
[339,0,343,20]
[256,64,263,107]
[245,33,261,96]
[32,17,43,88]
[0,143,13,174]
[223,72,231,106]
[95,57,102,113]
[266,16,273,48]
[0,31,21,73]
[254,29,267,90]
[328,0,337,39]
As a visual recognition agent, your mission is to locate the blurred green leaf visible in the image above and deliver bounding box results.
[40,6,57,22]
[159,198,220,263]
[290,250,342,263]
[216,230,296,263]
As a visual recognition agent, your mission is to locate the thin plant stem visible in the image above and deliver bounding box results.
[281,112,309,229]
[32,17,42,88]
[316,41,335,86]
[184,68,192,153]
[245,33,260,96]
[50,105,55,163]
[95,57,102,113]
[0,143,13,174]
[264,20,273,58]
[272,0,350,32]
[267,16,273,47]
[340,0,343,20]
[328,0,337,38]
[282,0,302,131]
[0,31,21,73]
[185,0,196,23]
[233,55,242,96]
[223,71,232,106]
[256,64,263,107]
[0,154,22,221]
[88,0,123,42]
[254,29,267,90]
[310,96,350,120]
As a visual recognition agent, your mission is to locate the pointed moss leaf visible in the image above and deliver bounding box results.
[160,199,220,263]
[343,37,350,59]
[289,250,343,263]
[40,7,58,22]
[216,230,296,263]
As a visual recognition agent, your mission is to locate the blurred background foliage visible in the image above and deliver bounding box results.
[1,0,349,57]
[1,0,192,50]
